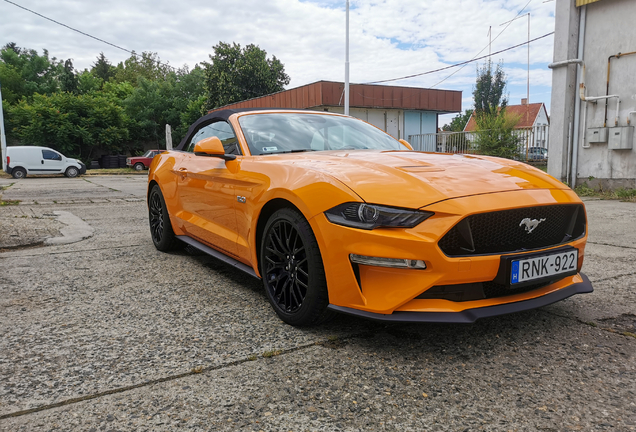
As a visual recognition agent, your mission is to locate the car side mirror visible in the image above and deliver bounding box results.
[193,136,236,161]
[399,139,414,151]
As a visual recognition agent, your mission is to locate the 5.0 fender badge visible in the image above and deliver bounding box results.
[519,217,546,234]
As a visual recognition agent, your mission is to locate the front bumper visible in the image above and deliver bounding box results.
[328,273,593,323]
[79,163,87,175]
[310,188,590,317]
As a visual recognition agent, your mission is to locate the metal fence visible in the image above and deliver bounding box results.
[408,125,550,162]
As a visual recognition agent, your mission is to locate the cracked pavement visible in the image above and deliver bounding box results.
[0,176,634,431]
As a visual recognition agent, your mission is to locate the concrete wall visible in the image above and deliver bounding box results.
[549,0,636,188]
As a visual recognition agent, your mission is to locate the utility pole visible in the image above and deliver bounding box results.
[344,0,350,116]
[0,80,7,173]
[500,12,531,104]
[527,12,530,105]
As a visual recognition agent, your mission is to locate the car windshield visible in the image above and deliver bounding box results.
[142,150,155,158]
[238,113,403,155]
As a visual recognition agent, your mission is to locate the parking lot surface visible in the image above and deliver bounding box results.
[0,176,634,431]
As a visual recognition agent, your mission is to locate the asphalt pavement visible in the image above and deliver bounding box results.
[0,175,634,431]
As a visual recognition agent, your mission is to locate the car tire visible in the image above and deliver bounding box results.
[134,163,145,171]
[149,185,181,251]
[11,167,27,179]
[260,208,332,326]
[65,166,79,178]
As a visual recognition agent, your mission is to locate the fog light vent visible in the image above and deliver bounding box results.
[349,254,426,269]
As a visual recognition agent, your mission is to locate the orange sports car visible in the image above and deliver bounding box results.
[147,109,592,326]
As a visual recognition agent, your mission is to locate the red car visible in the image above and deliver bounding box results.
[126,150,162,171]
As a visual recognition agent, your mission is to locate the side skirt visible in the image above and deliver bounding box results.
[176,235,260,279]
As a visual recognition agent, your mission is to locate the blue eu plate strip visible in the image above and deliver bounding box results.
[511,261,520,284]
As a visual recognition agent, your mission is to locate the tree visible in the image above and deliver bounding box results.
[473,61,507,116]
[472,61,519,158]
[473,110,521,159]
[7,92,129,162]
[77,70,104,94]
[91,52,115,83]
[443,109,473,132]
[60,59,79,93]
[0,44,61,102]
[203,42,290,109]
[122,65,206,147]
[113,51,171,85]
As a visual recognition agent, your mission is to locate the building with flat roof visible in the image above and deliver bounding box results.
[210,81,462,141]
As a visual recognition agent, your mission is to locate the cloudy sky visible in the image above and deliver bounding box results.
[1,0,556,124]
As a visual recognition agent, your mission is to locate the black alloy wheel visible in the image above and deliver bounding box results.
[261,208,331,326]
[149,185,180,251]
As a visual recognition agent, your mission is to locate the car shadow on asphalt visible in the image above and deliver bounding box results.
[160,244,596,357]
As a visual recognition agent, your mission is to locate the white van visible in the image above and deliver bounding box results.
[3,146,86,179]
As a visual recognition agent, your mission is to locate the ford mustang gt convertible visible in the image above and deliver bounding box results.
[147,109,592,326]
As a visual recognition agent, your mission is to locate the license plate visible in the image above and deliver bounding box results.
[510,249,578,285]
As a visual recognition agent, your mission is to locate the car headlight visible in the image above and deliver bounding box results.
[324,202,433,230]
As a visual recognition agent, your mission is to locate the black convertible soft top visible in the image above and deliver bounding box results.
[175,108,309,150]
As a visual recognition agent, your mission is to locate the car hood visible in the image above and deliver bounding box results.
[271,150,566,208]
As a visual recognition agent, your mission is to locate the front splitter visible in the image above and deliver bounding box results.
[327,273,593,324]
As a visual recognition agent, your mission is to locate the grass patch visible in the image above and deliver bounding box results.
[574,182,636,202]
[0,200,20,206]
[262,350,282,358]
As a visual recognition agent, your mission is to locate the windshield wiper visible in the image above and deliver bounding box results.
[260,149,316,155]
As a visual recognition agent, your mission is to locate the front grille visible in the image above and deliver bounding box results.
[438,204,586,257]
[416,279,554,302]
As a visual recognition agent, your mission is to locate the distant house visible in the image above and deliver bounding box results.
[463,100,550,148]
[210,81,462,141]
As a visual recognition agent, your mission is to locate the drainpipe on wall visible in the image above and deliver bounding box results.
[571,6,586,188]
[549,56,584,186]
[548,6,587,188]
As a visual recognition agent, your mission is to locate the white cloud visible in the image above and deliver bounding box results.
[1,0,556,110]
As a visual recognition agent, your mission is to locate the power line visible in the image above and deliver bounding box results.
[364,32,554,85]
[3,0,175,70]
[3,0,277,99]
[430,0,534,88]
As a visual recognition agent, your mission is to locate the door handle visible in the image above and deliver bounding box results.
[41,160,44,164]
[177,167,189,179]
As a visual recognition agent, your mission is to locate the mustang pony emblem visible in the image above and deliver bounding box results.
[519,218,546,234]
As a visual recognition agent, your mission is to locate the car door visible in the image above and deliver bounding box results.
[175,120,242,257]
[31,149,65,174]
